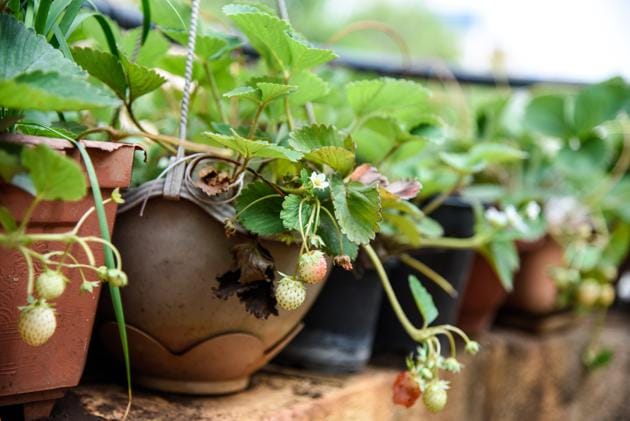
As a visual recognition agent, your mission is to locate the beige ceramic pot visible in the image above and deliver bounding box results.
[102,193,326,394]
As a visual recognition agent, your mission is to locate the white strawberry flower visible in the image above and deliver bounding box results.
[525,201,541,220]
[310,171,329,190]
[485,207,508,228]
[505,204,528,232]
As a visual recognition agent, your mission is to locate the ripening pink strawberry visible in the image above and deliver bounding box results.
[297,250,328,284]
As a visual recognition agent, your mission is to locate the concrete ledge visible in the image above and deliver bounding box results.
[52,313,630,420]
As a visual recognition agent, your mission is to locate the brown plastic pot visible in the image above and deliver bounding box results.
[506,237,564,314]
[457,254,509,335]
[102,196,327,394]
[0,134,135,420]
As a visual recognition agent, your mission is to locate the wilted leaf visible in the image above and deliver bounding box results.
[232,242,276,283]
[196,166,232,197]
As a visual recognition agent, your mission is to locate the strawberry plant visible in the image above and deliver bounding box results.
[451,78,630,366]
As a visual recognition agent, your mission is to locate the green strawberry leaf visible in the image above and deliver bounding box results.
[330,177,381,244]
[439,151,485,174]
[234,181,285,236]
[317,203,359,259]
[470,142,526,164]
[408,275,438,327]
[120,55,166,103]
[161,28,241,61]
[353,116,413,162]
[0,206,17,232]
[524,94,571,138]
[601,223,630,267]
[0,73,118,111]
[305,146,355,175]
[257,82,297,103]
[574,77,628,135]
[21,144,86,201]
[72,47,127,99]
[382,213,421,247]
[288,71,329,106]
[0,149,22,182]
[0,14,81,79]
[347,78,429,128]
[418,216,444,239]
[0,14,118,110]
[224,82,297,104]
[224,86,257,100]
[289,124,348,152]
[204,130,302,161]
[280,194,313,231]
[223,4,336,74]
[120,28,171,67]
[480,240,519,290]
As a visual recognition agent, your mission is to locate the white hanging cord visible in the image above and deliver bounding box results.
[277,0,289,20]
[276,0,317,124]
[177,0,201,158]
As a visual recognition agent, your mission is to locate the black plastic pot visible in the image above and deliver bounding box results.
[374,196,475,355]
[275,266,383,373]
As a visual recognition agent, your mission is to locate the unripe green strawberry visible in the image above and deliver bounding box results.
[422,381,448,413]
[276,277,306,311]
[34,270,67,300]
[577,279,600,308]
[297,250,328,284]
[106,268,128,287]
[598,284,615,307]
[18,302,57,346]
[96,265,108,281]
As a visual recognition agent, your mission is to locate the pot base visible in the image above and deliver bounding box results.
[497,308,582,334]
[135,376,249,395]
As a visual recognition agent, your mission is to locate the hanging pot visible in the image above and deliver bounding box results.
[374,196,475,356]
[0,134,135,420]
[100,155,328,394]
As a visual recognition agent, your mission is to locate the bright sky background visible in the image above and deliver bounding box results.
[326,0,630,82]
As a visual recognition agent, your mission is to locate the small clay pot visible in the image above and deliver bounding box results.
[0,134,135,419]
[506,238,564,314]
[457,254,509,335]
[103,197,328,394]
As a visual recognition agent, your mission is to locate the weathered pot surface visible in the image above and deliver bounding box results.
[103,197,327,394]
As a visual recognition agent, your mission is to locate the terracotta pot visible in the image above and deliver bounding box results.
[0,134,135,419]
[506,237,564,314]
[457,254,509,335]
[102,197,327,394]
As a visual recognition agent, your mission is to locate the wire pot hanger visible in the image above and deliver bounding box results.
[120,0,243,219]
